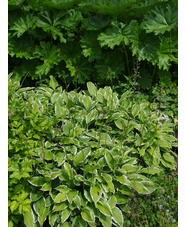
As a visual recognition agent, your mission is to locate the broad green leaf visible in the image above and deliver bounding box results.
[81,208,95,222]
[40,183,52,191]
[30,191,43,202]
[100,133,112,144]
[112,207,124,227]
[143,4,178,35]
[96,200,112,217]
[99,212,112,227]
[114,192,128,204]
[119,185,132,196]
[55,185,70,193]
[163,152,175,164]
[23,208,36,227]
[64,162,73,179]
[108,195,117,209]
[115,175,131,187]
[115,118,126,130]
[49,213,58,227]
[61,208,71,223]
[74,148,91,166]
[156,140,171,148]
[90,184,102,204]
[87,82,97,96]
[33,197,49,226]
[138,167,161,175]
[10,201,19,212]
[101,173,112,183]
[161,158,175,169]
[131,181,150,194]
[132,104,140,118]
[74,195,81,210]
[105,152,115,170]
[142,181,158,194]
[82,95,93,111]
[86,109,97,124]
[54,193,67,203]
[67,190,78,204]
[50,76,59,90]
[53,201,68,212]
[28,176,45,187]
[72,216,87,227]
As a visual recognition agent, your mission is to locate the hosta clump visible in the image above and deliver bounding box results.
[8,76,177,227]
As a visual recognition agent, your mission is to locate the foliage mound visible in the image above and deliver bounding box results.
[8,75,177,226]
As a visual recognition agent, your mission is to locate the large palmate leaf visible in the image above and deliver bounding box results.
[80,31,102,62]
[82,14,111,31]
[10,14,36,37]
[34,42,62,76]
[132,32,160,65]
[36,10,66,43]
[143,3,178,35]
[40,0,80,10]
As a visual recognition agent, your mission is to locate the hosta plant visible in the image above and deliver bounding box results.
[8,76,177,226]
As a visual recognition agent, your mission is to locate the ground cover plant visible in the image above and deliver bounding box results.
[8,75,178,227]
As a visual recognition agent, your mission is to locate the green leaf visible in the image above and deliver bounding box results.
[115,118,126,130]
[61,208,71,223]
[131,181,150,194]
[100,133,112,144]
[98,23,124,49]
[55,185,70,193]
[67,190,78,204]
[99,212,112,227]
[33,197,49,226]
[72,216,87,227]
[53,201,68,212]
[156,139,172,148]
[138,167,161,175]
[90,184,102,204]
[163,152,175,164]
[143,4,178,35]
[28,176,45,187]
[132,104,140,118]
[82,95,93,111]
[74,148,91,166]
[96,200,112,217]
[54,193,67,203]
[11,14,36,37]
[105,152,115,170]
[101,173,112,183]
[10,201,19,212]
[49,213,58,227]
[50,76,59,90]
[115,175,131,187]
[87,82,97,96]
[30,191,43,202]
[114,192,128,204]
[23,208,36,227]
[40,183,52,191]
[81,208,95,222]
[108,195,117,209]
[112,207,124,227]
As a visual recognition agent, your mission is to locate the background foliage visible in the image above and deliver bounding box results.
[9,0,178,89]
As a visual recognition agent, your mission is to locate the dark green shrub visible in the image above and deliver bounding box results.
[8,0,178,87]
[8,75,177,226]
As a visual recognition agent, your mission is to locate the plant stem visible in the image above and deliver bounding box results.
[122,43,130,76]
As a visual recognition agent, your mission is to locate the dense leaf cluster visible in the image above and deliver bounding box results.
[8,76,177,226]
[8,0,177,87]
